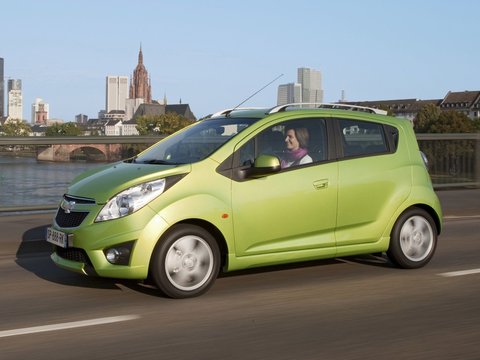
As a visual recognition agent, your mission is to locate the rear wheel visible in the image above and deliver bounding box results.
[387,208,437,269]
[151,224,220,298]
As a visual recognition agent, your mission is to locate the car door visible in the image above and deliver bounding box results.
[230,118,338,257]
[335,118,411,248]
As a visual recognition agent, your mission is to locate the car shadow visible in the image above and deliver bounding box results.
[337,253,394,268]
[15,224,395,297]
[15,223,160,297]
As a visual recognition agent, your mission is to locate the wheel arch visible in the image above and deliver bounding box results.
[408,203,442,235]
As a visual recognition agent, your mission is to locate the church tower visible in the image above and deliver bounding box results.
[129,45,152,103]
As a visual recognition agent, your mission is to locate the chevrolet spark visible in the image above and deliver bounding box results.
[47,104,442,298]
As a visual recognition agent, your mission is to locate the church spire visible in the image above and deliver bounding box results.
[138,43,143,65]
[129,44,152,103]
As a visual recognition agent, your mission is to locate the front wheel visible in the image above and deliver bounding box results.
[151,224,221,298]
[387,208,437,269]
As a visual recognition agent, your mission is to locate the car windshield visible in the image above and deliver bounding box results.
[134,117,259,165]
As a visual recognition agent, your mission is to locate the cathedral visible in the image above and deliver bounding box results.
[129,45,152,103]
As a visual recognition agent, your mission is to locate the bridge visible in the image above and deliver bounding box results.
[37,143,123,162]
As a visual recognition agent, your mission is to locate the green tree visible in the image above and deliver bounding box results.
[136,112,194,135]
[414,103,441,133]
[414,105,477,133]
[0,119,31,136]
[429,111,477,133]
[46,122,82,136]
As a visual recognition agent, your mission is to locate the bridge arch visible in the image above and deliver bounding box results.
[37,144,123,162]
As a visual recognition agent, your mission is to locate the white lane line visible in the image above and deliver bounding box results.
[0,315,140,339]
[438,268,480,277]
[443,215,480,220]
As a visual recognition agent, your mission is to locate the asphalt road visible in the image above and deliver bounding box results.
[0,190,479,360]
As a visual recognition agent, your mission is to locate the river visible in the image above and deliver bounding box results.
[0,155,106,208]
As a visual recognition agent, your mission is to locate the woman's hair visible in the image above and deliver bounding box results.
[291,127,309,149]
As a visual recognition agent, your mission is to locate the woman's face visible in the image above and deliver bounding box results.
[285,129,300,151]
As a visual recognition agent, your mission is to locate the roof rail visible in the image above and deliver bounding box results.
[268,103,388,115]
[210,107,264,118]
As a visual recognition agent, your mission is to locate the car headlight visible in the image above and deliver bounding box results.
[96,179,166,222]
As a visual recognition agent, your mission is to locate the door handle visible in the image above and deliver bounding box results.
[313,179,329,190]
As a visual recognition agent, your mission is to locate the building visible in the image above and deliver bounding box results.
[0,57,4,119]
[439,91,480,119]
[341,91,480,122]
[125,98,144,120]
[104,119,140,136]
[31,98,49,124]
[341,98,442,122]
[133,102,196,121]
[75,113,89,124]
[298,67,323,103]
[106,75,129,113]
[277,67,323,105]
[7,79,22,120]
[129,46,152,103]
[277,83,302,105]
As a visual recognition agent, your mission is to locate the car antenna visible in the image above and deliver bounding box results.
[231,73,284,111]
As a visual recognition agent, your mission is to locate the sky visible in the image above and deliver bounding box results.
[2,0,480,122]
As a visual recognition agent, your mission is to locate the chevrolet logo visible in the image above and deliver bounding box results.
[60,199,76,214]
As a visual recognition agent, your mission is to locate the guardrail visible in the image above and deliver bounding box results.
[0,134,478,212]
[416,133,480,189]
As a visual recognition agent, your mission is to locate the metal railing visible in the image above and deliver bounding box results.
[0,134,479,212]
[416,133,480,189]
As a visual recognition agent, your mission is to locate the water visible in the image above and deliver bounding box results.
[0,155,106,208]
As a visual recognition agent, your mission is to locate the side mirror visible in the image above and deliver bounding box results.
[249,155,281,177]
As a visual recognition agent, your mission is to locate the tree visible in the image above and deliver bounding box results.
[136,112,194,135]
[414,104,441,133]
[414,104,477,133]
[0,119,31,136]
[430,111,477,133]
[46,122,82,136]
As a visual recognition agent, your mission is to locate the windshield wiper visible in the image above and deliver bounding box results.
[142,159,182,165]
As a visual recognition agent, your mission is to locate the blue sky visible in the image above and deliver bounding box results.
[2,0,480,121]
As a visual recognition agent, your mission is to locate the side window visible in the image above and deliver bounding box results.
[238,138,255,167]
[339,119,388,157]
[236,118,328,170]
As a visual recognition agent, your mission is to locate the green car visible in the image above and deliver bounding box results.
[47,104,442,298]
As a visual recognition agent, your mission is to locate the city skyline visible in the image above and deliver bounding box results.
[2,0,480,121]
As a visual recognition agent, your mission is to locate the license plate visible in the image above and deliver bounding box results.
[46,227,71,248]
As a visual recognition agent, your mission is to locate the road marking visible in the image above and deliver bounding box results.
[0,315,140,338]
[444,215,480,221]
[438,268,480,277]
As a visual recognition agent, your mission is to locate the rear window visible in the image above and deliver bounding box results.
[339,119,389,157]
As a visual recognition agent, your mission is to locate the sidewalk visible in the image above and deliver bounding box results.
[0,189,479,258]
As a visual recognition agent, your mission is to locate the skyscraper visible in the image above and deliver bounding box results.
[106,75,129,113]
[129,46,152,103]
[7,79,22,120]
[0,57,4,118]
[277,83,302,105]
[297,67,323,103]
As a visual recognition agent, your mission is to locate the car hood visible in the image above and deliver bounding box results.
[66,161,191,203]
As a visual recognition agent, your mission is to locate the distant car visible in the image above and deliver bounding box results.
[47,103,442,298]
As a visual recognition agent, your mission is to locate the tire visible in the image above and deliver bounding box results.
[387,208,437,269]
[151,224,221,299]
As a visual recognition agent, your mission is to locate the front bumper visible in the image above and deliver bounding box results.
[50,205,170,280]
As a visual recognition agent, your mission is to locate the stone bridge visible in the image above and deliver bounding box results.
[37,144,123,162]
